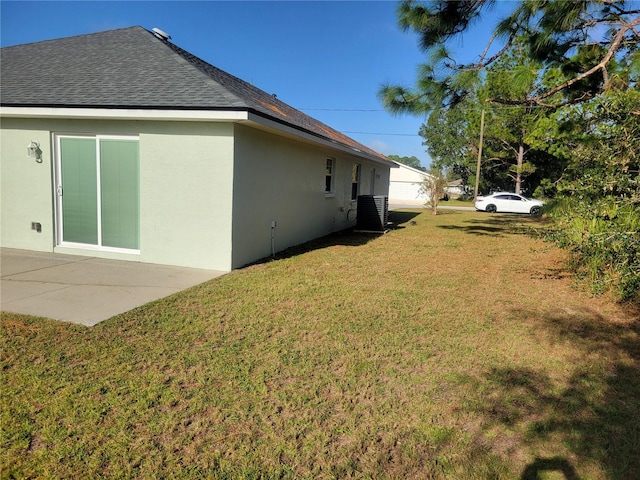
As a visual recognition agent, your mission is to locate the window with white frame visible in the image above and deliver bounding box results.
[325,158,335,194]
[351,164,361,201]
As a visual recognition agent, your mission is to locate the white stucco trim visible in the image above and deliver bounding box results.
[0,106,248,122]
[0,106,396,167]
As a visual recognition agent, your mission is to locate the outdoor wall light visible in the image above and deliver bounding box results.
[27,140,43,163]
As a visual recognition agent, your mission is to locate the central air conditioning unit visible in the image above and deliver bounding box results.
[356,195,389,232]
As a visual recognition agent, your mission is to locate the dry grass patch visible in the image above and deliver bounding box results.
[2,210,638,479]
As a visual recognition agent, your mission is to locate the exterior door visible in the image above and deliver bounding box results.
[56,135,139,252]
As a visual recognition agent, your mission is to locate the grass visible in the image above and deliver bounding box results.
[2,210,639,479]
[439,197,474,207]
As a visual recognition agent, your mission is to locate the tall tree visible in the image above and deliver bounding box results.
[419,95,485,190]
[380,0,640,112]
[419,38,562,195]
[478,40,544,194]
[378,0,640,299]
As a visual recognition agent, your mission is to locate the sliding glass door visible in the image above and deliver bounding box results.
[56,135,139,252]
[99,139,139,249]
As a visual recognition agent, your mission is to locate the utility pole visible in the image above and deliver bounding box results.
[474,109,485,201]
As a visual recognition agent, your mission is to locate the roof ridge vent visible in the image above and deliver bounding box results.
[152,27,171,41]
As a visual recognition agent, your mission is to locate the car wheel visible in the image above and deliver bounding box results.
[486,204,497,213]
[530,206,541,215]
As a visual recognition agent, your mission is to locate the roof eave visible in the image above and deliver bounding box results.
[0,104,395,167]
[0,105,249,121]
[244,111,395,167]
[393,160,428,174]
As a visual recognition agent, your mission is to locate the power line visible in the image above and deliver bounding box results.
[300,108,386,112]
[299,107,424,136]
[342,131,421,137]
[302,103,566,113]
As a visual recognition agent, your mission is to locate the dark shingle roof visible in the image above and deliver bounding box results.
[1,26,390,164]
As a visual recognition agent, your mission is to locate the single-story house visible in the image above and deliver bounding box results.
[388,161,432,206]
[1,26,396,271]
[389,162,470,204]
[445,179,469,198]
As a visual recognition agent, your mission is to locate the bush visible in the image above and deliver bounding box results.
[543,198,640,303]
[456,193,475,202]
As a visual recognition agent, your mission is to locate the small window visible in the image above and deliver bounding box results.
[351,164,361,201]
[325,158,334,194]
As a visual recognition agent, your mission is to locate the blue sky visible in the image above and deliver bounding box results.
[0,1,502,168]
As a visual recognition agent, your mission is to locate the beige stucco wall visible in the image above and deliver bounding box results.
[231,124,390,268]
[136,122,234,271]
[1,117,390,271]
[1,118,234,271]
[1,120,55,252]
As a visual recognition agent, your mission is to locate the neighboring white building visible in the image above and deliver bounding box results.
[389,162,471,206]
[388,161,433,206]
[1,27,395,271]
[445,179,469,198]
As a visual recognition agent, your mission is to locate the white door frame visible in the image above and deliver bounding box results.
[53,133,140,254]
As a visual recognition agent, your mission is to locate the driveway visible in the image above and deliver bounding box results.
[1,248,226,326]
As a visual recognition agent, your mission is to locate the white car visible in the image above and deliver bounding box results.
[475,192,544,215]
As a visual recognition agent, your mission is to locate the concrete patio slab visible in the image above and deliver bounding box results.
[1,248,226,326]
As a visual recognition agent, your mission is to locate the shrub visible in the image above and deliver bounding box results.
[543,198,640,302]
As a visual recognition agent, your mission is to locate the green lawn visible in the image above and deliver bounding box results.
[440,197,474,207]
[2,210,639,479]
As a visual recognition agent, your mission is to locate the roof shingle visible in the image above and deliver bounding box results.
[1,26,391,164]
